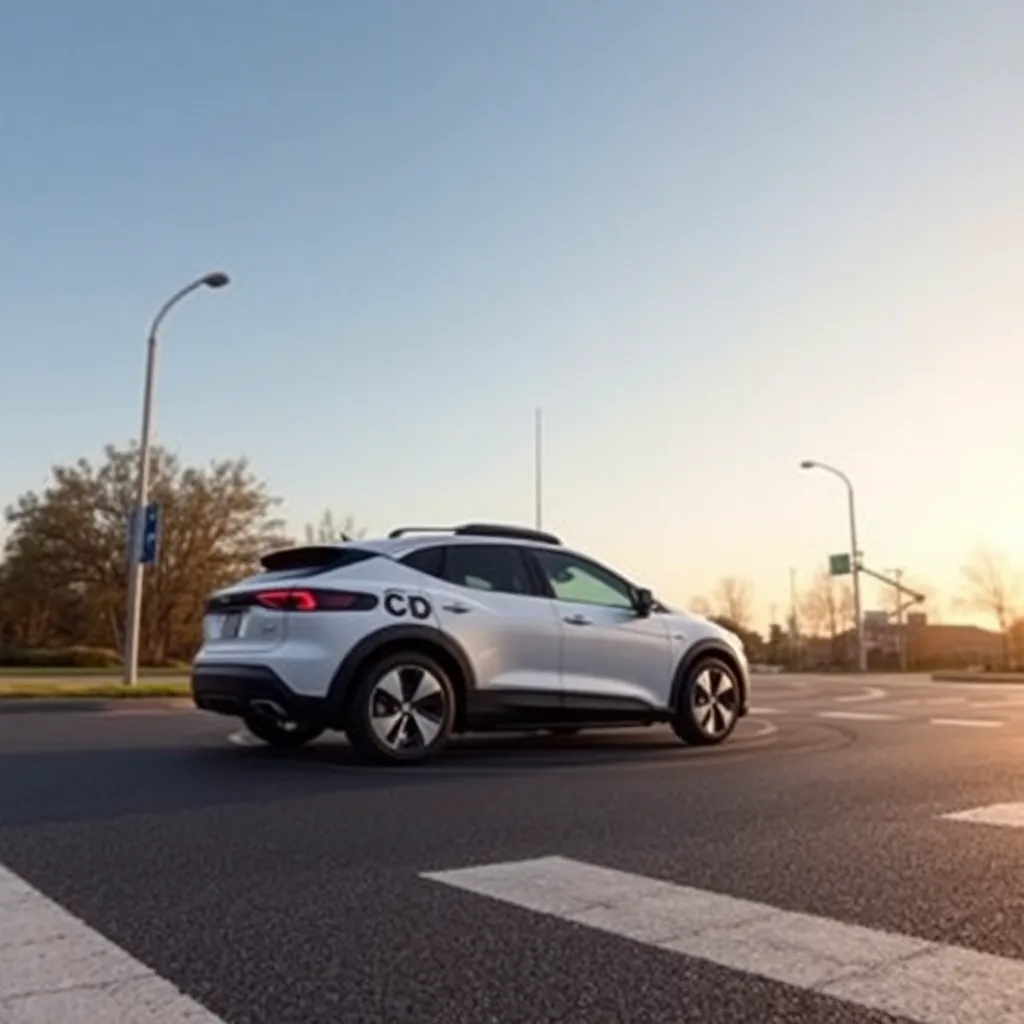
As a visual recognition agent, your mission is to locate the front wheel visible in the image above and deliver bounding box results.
[243,711,325,749]
[345,651,456,765]
[671,656,740,746]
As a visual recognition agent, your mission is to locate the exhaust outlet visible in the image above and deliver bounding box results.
[249,698,289,721]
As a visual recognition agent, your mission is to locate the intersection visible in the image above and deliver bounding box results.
[2,673,1024,1023]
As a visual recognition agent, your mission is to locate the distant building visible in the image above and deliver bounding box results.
[800,613,1006,670]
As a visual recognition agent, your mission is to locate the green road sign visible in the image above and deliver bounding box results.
[829,553,851,576]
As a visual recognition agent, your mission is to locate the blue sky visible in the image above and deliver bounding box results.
[3,1,1023,628]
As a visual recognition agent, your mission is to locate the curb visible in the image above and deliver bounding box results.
[0,697,194,715]
[931,673,1024,685]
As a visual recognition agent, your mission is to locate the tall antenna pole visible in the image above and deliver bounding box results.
[534,407,543,529]
[789,567,799,669]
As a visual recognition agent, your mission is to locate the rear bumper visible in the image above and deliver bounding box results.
[191,663,328,723]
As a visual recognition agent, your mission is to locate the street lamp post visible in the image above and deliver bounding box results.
[122,272,230,685]
[800,459,866,673]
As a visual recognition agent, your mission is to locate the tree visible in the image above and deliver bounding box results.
[800,569,855,663]
[713,576,754,630]
[691,577,755,629]
[303,508,365,544]
[958,548,1021,666]
[688,581,762,659]
[959,549,1020,631]
[0,443,288,663]
[689,580,754,628]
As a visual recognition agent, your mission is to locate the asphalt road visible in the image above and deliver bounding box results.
[3,673,1024,1023]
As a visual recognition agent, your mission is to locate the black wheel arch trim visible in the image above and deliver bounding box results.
[670,639,749,714]
[325,624,477,726]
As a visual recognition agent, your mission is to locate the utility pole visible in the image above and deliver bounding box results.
[789,567,799,668]
[889,567,907,672]
[534,406,543,530]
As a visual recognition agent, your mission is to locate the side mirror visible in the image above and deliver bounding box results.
[633,587,655,617]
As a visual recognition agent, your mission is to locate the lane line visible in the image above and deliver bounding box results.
[816,710,899,722]
[834,686,887,704]
[941,802,1024,829]
[0,862,227,1022]
[929,718,1002,729]
[423,855,1024,1024]
[748,706,783,716]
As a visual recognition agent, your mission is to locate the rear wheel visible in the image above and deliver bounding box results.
[345,651,456,765]
[671,656,740,746]
[243,710,325,749]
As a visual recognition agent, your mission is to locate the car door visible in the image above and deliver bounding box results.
[528,547,673,711]
[399,542,563,704]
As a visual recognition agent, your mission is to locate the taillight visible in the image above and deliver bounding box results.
[252,589,376,612]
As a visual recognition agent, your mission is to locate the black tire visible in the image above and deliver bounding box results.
[671,655,741,746]
[345,650,456,765]
[243,711,325,749]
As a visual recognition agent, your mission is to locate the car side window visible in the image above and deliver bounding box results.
[400,545,445,579]
[441,544,535,597]
[532,549,634,609]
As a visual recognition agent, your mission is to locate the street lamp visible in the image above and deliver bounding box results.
[799,458,866,673]
[122,272,231,684]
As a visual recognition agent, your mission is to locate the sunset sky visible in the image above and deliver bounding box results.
[2,1,1023,630]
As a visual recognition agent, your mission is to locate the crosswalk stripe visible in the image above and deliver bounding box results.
[423,855,1024,1024]
[941,802,1024,829]
[0,862,226,1023]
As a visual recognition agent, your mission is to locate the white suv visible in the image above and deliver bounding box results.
[191,523,750,765]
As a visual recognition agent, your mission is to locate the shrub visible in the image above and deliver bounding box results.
[0,646,122,669]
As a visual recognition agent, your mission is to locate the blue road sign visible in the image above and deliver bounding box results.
[140,502,161,565]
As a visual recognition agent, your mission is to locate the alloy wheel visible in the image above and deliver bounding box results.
[690,666,738,738]
[369,665,448,753]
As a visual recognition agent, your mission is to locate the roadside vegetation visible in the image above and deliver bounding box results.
[0,680,190,699]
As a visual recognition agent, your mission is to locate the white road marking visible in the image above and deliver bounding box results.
[749,706,782,715]
[941,802,1024,829]
[816,710,899,721]
[423,855,1024,1024]
[929,718,1002,729]
[0,862,227,1023]
[834,686,887,704]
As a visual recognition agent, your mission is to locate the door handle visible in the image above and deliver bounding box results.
[442,602,471,614]
[564,614,591,626]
